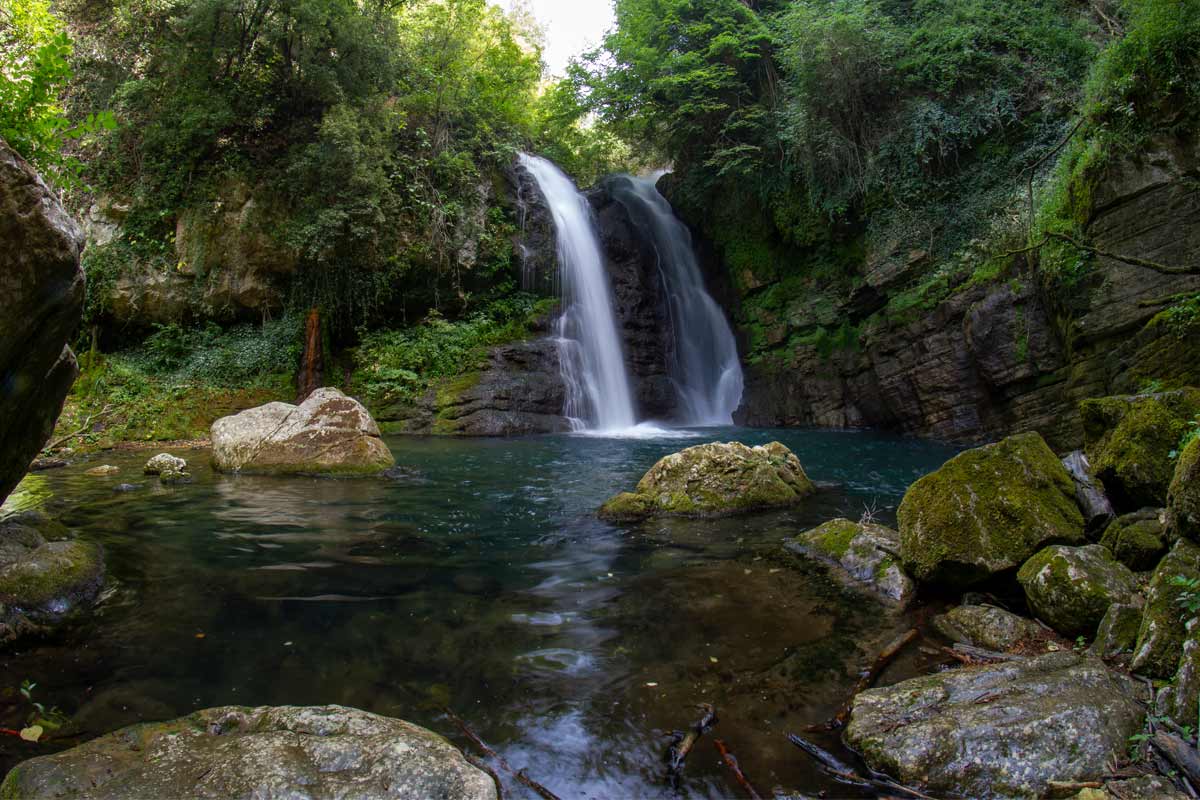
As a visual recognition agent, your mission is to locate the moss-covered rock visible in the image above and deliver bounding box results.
[1169,437,1200,542]
[789,519,916,606]
[1099,509,1167,571]
[1017,545,1138,638]
[1157,620,1200,731]
[1089,603,1142,659]
[1081,389,1200,511]
[598,441,814,522]
[897,433,1085,589]
[1133,539,1200,678]
[932,604,1042,652]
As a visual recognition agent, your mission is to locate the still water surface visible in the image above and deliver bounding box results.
[0,428,960,798]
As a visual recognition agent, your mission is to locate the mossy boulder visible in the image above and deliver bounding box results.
[598,441,814,521]
[898,433,1085,589]
[1132,539,1200,677]
[1157,620,1200,731]
[844,651,1145,799]
[1099,509,1167,571]
[932,604,1042,652]
[1089,603,1143,659]
[1017,545,1139,638]
[1081,389,1200,511]
[1169,437,1200,541]
[0,705,497,800]
[790,519,916,607]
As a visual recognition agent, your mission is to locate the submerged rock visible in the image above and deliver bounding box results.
[1089,603,1142,659]
[897,433,1085,589]
[0,512,104,644]
[598,441,814,521]
[1017,545,1138,638]
[1099,508,1167,571]
[844,652,1145,800]
[85,465,120,477]
[0,142,85,508]
[1133,539,1200,677]
[1170,437,1200,541]
[212,388,395,476]
[1081,390,1200,511]
[789,518,915,606]
[0,704,496,800]
[932,604,1042,652]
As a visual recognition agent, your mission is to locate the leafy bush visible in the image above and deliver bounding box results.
[124,316,303,387]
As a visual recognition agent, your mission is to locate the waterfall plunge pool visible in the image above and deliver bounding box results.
[0,428,961,797]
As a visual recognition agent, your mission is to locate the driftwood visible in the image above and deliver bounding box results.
[811,629,918,731]
[443,708,561,800]
[666,703,718,789]
[786,733,939,800]
[1062,451,1115,534]
[1153,731,1200,791]
[714,739,762,799]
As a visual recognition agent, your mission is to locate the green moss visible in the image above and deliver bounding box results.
[1134,539,1200,677]
[805,519,860,560]
[1017,544,1137,637]
[1170,438,1200,541]
[597,492,653,523]
[0,540,104,610]
[1100,511,1166,571]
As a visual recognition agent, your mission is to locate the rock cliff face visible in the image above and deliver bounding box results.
[0,141,85,505]
[731,137,1200,449]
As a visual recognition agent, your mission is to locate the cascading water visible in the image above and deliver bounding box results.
[608,174,745,425]
[518,154,637,433]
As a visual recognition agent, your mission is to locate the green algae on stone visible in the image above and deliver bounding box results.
[1133,539,1200,678]
[1017,545,1138,638]
[1089,603,1142,659]
[1081,389,1200,511]
[790,518,916,606]
[1099,509,1167,571]
[1169,437,1200,542]
[598,441,815,522]
[898,432,1085,589]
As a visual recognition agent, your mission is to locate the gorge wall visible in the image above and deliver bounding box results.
[706,136,1200,451]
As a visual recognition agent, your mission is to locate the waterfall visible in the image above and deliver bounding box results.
[608,175,744,426]
[518,154,637,432]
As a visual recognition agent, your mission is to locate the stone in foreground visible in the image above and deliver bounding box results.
[844,652,1145,800]
[789,518,915,606]
[212,388,395,476]
[897,432,1085,589]
[1017,544,1138,638]
[1133,539,1200,677]
[0,142,85,507]
[933,604,1042,652]
[598,441,814,521]
[0,705,497,800]
[1170,437,1200,541]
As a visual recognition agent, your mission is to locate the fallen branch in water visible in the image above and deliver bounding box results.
[714,739,762,799]
[443,708,561,800]
[786,733,938,800]
[810,629,918,731]
[666,703,718,790]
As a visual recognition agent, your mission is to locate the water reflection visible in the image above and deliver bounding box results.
[0,428,959,797]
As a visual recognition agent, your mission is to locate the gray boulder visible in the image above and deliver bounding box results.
[1089,603,1142,659]
[212,388,395,476]
[844,652,1145,799]
[789,518,915,606]
[0,141,85,507]
[932,604,1042,652]
[0,705,497,800]
[1017,545,1138,638]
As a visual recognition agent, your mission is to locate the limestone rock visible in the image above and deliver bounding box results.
[844,652,1145,800]
[789,518,915,606]
[143,453,187,475]
[598,441,814,521]
[1017,545,1138,638]
[1133,539,1200,677]
[1089,603,1142,659]
[212,388,395,477]
[1170,437,1200,541]
[1081,390,1200,511]
[1099,508,1167,571]
[933,604,1042,652]
[0,705,497,800]
[897,433,1085,589]
[0,141,85,508]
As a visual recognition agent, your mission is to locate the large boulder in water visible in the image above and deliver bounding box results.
[212,388,395,476]
[789,518,915,606]
[844,651,1145,799]
[598,441,814,521]
[897,432,1085,589]
[0,141,85,507]
[0,704,497,799]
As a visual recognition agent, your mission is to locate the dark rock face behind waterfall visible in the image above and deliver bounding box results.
[722,138,1200,449]
[0,141,85,505]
